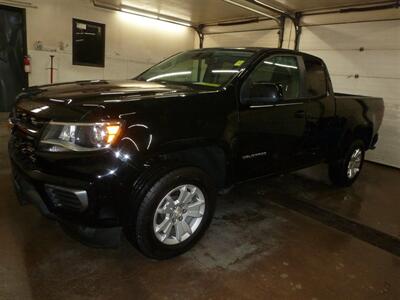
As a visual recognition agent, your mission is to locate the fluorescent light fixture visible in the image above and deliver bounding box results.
[223,0,279,21]
[121,6,192,27]
[159,17,191,27]
[211,70,240,73]
[146,71,192,82]
[121,8,158,19]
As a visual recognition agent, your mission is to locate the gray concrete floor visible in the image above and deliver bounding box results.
[293,163,400,239]
[0,114,399,299]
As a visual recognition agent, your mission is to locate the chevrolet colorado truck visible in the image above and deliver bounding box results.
[8,48,384,259]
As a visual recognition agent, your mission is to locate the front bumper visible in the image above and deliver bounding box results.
[8,128,142,248]
[11,161,123,247]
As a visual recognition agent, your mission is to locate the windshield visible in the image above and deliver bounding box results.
[136,49,255,87]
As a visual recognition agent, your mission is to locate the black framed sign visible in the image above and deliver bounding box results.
[72,18,105,67]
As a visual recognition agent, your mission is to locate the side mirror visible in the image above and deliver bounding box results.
[246,82,283,106]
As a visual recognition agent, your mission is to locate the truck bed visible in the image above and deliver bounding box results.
[334,93,384,149]
[335,92,379,99]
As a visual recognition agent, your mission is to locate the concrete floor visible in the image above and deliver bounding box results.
[292,163,400,239]
[1,113,399,300]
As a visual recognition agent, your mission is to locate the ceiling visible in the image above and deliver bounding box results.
[96,0,397,25]
[121,0,258,24]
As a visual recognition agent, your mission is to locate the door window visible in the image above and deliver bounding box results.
[241,55,301,104]
[303,56,327,97]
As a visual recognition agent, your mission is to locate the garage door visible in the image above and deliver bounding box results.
[204,29,279,48]
[300,20,400,168]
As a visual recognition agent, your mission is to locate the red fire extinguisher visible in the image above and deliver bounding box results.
[23,55,31,73]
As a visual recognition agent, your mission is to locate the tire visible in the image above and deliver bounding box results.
[124,167,216,259]
[329,139,365,187]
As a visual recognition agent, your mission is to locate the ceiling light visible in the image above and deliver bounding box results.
[121,8,158,19]
[121,6,192,27]
[159,17,191,27]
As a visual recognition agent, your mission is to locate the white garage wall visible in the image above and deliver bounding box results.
[25,0,195,86]
[300,20,400,168]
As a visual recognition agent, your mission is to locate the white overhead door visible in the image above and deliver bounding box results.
[300,20,400,168]
[203,30,279,48]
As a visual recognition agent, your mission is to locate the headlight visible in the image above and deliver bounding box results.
[40,122,122,152]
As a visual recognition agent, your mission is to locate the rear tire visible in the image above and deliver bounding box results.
[329,140,365,187]
[124,167,216,259]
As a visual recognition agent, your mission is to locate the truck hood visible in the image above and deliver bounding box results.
[14,80,219,122]
[20,79,210,101]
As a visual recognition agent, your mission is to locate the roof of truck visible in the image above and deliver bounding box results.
[194,47,314,55]
[194,47,323,61]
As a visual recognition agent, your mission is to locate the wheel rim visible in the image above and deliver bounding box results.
[153,184,206,245]
[347,148,362,179]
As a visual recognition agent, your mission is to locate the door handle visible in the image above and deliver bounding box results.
[294,110,305,118]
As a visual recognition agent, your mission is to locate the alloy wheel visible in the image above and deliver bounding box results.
[347,148,362,179]
[153,184,205,245]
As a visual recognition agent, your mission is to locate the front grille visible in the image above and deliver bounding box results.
[45,184,88,212]
[12,107,47,138]
[10,106,49,168]
[11,134,37,169]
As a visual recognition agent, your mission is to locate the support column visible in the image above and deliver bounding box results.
[294,13,302,51]
[278,15,285,48]
[196,25,205,49]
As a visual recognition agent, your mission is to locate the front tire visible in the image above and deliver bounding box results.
[125,167,216,259]
[329,140,365,187]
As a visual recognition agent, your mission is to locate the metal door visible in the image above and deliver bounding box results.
[0,5,28,112]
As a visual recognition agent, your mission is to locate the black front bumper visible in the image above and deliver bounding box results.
[12,165,56,218]
[11,161,123,248]
[8,122,130,248]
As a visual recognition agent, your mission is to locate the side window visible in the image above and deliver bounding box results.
[303,57,327,97]
[241,55,300,104]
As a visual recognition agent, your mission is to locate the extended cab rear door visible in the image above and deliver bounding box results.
[300,55,336,162]
[236,54,307,181]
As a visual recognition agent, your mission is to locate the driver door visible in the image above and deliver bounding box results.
[236,54,306,181]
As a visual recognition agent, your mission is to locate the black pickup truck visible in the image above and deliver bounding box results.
[9,48,384,259]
